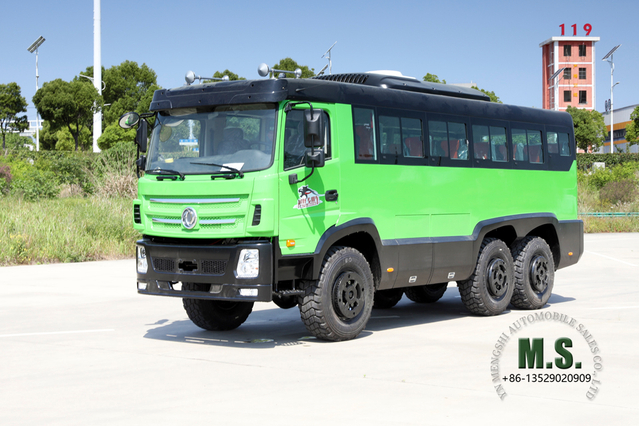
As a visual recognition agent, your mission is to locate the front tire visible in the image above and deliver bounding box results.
[510,237,555,310]
[458,238,514,316]
[299,247,374,341]
[182,283,253,331]
[405,283,448,303]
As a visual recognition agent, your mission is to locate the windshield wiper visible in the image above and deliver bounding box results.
[147,169,185,181]
[190,161,244,178]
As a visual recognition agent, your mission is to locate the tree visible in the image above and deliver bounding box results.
[423,73,446,84]
[213,69,245,81]
[97,123,136,151]
[272,58,315,78]
[471,86,502,103]
[32,79,103,151]
[0,83,29,150]
[623,105,639,152]
[566,106,608,152]
[81,61,159,126]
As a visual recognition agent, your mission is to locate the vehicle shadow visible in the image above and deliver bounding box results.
[142,289,575,348]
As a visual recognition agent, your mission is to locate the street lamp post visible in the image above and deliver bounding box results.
[603,44,621,155]
[27,36,45,151]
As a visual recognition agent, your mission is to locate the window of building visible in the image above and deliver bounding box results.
[579,45,587,57]
[563,68,571,80]
[579,91,587,104]
[354,107,377,162]
[579,68,586,79]
[563,45,571,57]
[564,91,571,102]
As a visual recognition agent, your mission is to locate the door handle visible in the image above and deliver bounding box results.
[325,190,338,202]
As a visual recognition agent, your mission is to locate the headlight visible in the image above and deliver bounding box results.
[137,245,148,274]
[236,249,259,278]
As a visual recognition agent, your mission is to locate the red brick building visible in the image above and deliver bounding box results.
[540,36,600,111]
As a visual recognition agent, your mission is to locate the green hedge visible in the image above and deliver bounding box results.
[577,153,639,170]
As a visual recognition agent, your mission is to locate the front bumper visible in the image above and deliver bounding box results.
[136,238,273,302]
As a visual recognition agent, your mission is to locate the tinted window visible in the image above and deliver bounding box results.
[429,120,467,160]
[284,109,330,170]
[354,108,377,161]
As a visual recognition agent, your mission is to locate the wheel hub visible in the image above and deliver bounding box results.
[333,272,365,319]
[529,255,549,292]
[487,258,509,297]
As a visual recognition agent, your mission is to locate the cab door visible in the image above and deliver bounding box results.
[278,105,341,255]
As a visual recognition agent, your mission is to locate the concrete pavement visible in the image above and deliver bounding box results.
[1,233,638,425]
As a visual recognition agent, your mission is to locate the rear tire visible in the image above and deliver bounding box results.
[458,238,514,316]
[405,283,448,303]
[373,288,404,309]
[182,283,253,331]
[510,237,555,310]
[298,247,374,341]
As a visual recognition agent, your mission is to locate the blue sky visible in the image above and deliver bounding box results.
[2,0,638,122]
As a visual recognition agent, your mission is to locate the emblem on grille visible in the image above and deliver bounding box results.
[181,207,197,229]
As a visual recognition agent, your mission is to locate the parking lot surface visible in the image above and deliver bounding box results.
[1,233,638,425]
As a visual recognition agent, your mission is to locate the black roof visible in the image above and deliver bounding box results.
[150,74,572,129]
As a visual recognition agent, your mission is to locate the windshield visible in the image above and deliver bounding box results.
[146,103,277,175]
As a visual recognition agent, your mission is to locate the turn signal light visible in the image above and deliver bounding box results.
[286,239,295,247]
[387,267,394,273]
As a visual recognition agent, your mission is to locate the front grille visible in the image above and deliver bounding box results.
[153,258,175,272]
[133,205,141,224]
[201,260,227,275]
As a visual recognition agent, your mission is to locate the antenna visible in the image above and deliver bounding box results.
[321,41,337,75]
[317,64,329,76]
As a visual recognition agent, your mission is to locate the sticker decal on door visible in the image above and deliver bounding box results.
[294,185,323,209]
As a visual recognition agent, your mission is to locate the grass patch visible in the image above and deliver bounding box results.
[0,196,140,266]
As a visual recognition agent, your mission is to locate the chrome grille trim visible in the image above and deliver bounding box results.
[200,219,236,225]
[150,198,240,204]
[152,218,181,224]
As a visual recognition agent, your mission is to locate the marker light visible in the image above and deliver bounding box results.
[286,239,296,247]
[239,288,259,297]
[137,246,148,274]
[387,268,395,273]
[236,249,259,278]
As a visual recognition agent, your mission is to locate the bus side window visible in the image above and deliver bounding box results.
[558,132,571,156]
[448,122,468,160]
[512,128,528,161]
[490,126,507,162]
[547,131,559,154]
[428,120,448,157]
[401,117,424,158]
[528,130,543,164]
[472,125,490,160]
[354,107,377,161]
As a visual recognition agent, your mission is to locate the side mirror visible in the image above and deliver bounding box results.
[304,109,325,148]
[305,148,325,168]
[119,112,140,129]
[135,120,148,153]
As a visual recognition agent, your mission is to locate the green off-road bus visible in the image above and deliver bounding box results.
[120,67,583,341]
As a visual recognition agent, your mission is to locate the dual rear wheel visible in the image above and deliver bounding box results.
[458,236,554,316]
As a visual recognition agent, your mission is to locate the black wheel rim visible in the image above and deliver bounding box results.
[529,255,549,293]
[333,271,365,320]
[487,258,508,298]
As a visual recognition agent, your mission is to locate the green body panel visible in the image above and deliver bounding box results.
[135,100,578,252]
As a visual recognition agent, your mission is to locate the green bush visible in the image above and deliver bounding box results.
[0,164,11,194]
[581,162,639,190]
[10,168,59,201]
[599,179,639,205]
[577,153,639,171]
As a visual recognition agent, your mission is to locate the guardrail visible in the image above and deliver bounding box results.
[579,212,639,217]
